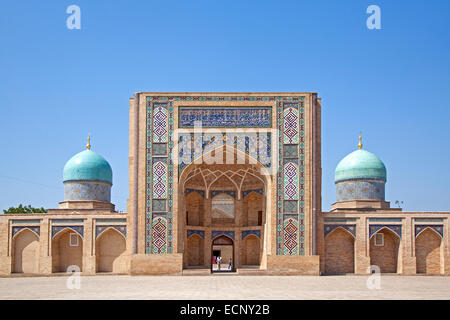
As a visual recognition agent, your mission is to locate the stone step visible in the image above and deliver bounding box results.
[236,268,267,275]
[182,268,211,276]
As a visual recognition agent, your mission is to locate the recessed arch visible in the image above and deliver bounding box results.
[325,227,355,274]
[12,229,39,274]
[96,228,127,273]
[415,228,442,275]
[241,234,260,266]
[370,227,400,273]
[52,228,83,273]
[186,234,204,267]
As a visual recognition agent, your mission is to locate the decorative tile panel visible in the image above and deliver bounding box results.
[211,190,236,199]
[284,161,299,200]
[369,224,402,239]
[242,229,261,239]
[324,224,356,238]
[152,103,168,143]
[152,159,168,199]
[51,225,84,239]
[283,103,299,144]
[212,230,235,240]
[185,188,205,198]
[415,225,443,238]
[95,225,127,239]
[187,229,205,239]
[179,106,272,128]
[151,217,167,254]
[283,218,298,255]
[242,189,263,198]
[12,226,40,238]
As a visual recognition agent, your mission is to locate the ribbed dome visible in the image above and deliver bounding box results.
[335,149,386,183]
[63,150,113,184]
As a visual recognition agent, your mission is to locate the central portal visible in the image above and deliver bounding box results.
[180,146,269,272]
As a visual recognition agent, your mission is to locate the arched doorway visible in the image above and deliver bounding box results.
[416,228,442,275]
[12,229,39,274]
[96,228,127,273]
[324,228,355,274]
[52,228,83,273]
[241,235,260,266]
[370,228,400,273]
[186,234,204,267]
[211,235,234,272]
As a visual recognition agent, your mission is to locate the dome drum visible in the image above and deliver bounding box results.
[336,179,385,202]
[63,180,111,202]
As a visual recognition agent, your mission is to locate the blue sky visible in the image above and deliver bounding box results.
[0,0,449,213]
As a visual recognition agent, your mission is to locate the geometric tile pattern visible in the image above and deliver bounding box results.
[284,162,299,200]
[415,225,443,238]
[369,224,402,239]
[283,218,298,255]
[152,103,168,143]
[95,225,127,239]
[12,226,40,238]
[324,224,356,238]
[278,99,305,255]
[283,105,299,144]
[151,217,167,254]
[146,99,174,254]
[152,160,168,199]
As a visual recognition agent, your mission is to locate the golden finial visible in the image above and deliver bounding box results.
[86,134,91,150]
[358,132,363,149]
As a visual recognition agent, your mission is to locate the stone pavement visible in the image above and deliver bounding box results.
[0,274,449,300]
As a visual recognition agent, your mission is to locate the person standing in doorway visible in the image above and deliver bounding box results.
[228,258,232,270]
[217,256,222,270]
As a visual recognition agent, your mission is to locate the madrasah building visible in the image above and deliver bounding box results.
[0,92,448,276]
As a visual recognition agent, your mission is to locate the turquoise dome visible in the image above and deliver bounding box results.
[335,149,386,183]
[63,149,113,184]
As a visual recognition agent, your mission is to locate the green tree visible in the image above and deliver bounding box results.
[3,204,47,214]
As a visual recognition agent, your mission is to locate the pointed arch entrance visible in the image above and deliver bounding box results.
[211,235,234,272]
[177,145,272,273]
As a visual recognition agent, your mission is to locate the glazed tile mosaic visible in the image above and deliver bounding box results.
[178,106,272,128]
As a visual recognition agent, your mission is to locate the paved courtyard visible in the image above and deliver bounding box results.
[0,275,449,300]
